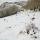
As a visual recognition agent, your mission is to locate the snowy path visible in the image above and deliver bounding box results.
[0,10,40,40]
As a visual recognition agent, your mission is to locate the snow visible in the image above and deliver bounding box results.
[0,0,28,5]
[0,10,40,40]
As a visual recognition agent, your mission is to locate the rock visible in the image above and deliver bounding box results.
[0,2,22,18]
[0,5,19,18]
[0,2,14,8]
[22,0,40,11]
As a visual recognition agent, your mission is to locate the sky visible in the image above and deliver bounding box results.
[0,0,28,5]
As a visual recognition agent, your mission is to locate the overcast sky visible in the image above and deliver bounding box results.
[0,0,28,5]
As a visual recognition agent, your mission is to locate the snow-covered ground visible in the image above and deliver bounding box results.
[0,10,40,40]
[0,0,28,5]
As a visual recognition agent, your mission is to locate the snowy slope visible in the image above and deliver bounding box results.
[0,10,40,40]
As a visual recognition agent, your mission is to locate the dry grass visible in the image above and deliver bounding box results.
[22,0,40,10]
[0,5,18,18]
